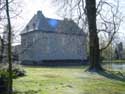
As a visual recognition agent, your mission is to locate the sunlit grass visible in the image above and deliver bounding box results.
[13,66,125,94]
[103,60,125,63]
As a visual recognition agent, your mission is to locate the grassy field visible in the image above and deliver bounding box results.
[13,66,125,94]
[102,60,125,63]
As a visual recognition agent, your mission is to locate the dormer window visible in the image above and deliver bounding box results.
[33,23,36,30]
[26,25,29,31]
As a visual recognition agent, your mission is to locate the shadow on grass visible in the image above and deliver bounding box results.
[13,90,41,94]
[97,70,125,82]
[23,65,87,69]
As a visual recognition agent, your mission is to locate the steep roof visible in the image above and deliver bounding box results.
[21,10,85,35]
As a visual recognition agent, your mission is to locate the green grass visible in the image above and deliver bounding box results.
[103,60,125,63]
[13,66,125,94]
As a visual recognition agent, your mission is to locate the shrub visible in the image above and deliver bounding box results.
[0,70,8,93]
[0,63,26,78]
[12,64,26,78]
[0,63,26,93]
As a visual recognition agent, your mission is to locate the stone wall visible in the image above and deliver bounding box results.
[20,31,87,64]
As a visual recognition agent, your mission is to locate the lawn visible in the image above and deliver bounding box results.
[13,66,125,94]
[102,59,125,64]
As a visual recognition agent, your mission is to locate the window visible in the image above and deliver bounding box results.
[33,23,36,30]
[26,25,29,31]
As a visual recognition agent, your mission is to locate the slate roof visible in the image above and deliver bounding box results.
[21,10,85,35]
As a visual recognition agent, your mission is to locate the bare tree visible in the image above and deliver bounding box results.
[6,0,13,93]
[85,0,103,71]
[0,36,4,63]
[54,0,123,71]
[0,0,22,64]
[0,0,22,93]
[97,0,123,51]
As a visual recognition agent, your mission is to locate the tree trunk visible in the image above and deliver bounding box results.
[0,37,4,63]
[85,0,103,71]
[6,0,13,93]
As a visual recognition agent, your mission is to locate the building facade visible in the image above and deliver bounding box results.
[20,11,87,65]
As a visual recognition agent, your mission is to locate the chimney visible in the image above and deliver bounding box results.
[37,10,44,18]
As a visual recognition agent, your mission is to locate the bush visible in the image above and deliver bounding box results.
[12,64,26,78]
[0,70,9,93]
[0,64,26,78]
[0,64,26,93]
